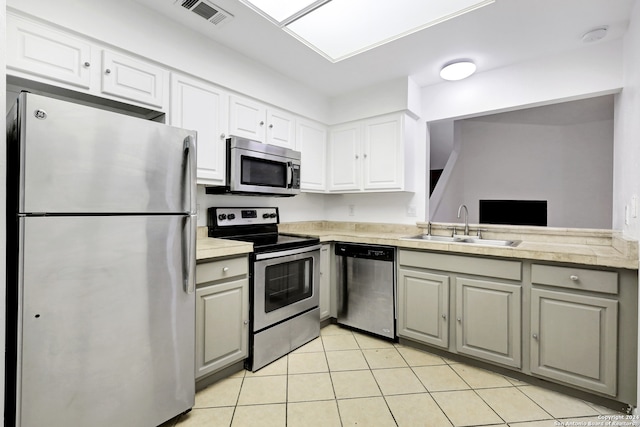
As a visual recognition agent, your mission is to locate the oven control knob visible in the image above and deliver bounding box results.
[263,213,270,219]
[228,214,236,220]
[269,213,277,218]
[218,214,227,221]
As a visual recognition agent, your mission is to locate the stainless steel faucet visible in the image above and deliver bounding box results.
[457,204,469,236]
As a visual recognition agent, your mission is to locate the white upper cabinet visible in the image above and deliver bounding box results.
[266,108,296,149]
[7,14,92,90]
[101,50,168,110]
[296,118,327,192]
[328,122,361,192]
[363,114,404,190]
[171,73,229,186]
[229,95,296,148]
[7,12,170,112]
[328,112,413,193]
[229,95,266,141]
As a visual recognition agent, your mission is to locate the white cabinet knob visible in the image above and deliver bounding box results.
[220,133,226,139]
[222,267,229,272]
[105,68,111,74]
[259,121,265,126]
[269,124,273,129]
[532,333,538,340]
[83,61,91,67]
[244,320,248,325]
[457,317,461,322]
[355,154,359,159]
[569,275,579,281]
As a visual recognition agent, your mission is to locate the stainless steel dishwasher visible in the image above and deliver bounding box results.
[335,243,396,340]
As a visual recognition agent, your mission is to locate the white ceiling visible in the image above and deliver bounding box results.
[132,0,634,98]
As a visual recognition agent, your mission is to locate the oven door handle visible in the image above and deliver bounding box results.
[255,244,322,261]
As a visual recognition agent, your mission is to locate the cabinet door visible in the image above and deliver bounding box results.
[319,244,331,321]
[267,108,296,149]
[297,119,327,191]
[362,114,403,190]
[229,95,266,142]
[101,50,167,109]
[195,278,249,379]
[530,288,617,396]
[7,14,92,89]
[171,74,228,185]
[456,277,521,368]
[398,268,449,349]
[328,123,361,192]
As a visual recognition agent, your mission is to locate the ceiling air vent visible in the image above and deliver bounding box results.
[178,0,233,27]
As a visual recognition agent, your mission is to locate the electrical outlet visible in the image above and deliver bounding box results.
[407,205,417,217]
[348,204,355,216]
[632,195,638,218]
[196,203,201,216]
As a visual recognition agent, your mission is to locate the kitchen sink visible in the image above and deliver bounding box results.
[401,234,521,247]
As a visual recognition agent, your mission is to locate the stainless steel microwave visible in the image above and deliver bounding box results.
[207,136,301,196]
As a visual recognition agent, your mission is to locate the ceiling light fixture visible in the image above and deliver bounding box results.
[440,60,477,81]
[581,26,608,43]
[240,0,495,62]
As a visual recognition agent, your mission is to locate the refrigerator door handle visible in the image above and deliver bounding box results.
[184,214,197,294]
[183,135,197,215]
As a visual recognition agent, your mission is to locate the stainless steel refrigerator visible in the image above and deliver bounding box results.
[5,92,197,427]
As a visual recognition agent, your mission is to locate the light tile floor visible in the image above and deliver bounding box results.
[163,324,624,427]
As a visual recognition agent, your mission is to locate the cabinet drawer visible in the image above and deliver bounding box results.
[399,250,521,281]
[197,256,248,284]
[531,264,618,295]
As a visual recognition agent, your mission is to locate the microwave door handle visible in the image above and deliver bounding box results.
[287,162,293,188]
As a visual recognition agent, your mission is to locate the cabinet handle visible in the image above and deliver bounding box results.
[442,314,447,320]
[532,333,538,340]
[83,61,91,68]
[457,317,461,322]
[259,121,265,126]
[220,133,226,139]
[355,154,359,159]
[569,275,579,281]
[244,320,248,325]
[269,124,273,129]
[105,68,111,74]
[364,153,368,158]
[222,267,229,272]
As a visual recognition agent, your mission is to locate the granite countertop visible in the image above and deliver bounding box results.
[279,221,640,270]
[195,221,639,269]
[196,227,253,261]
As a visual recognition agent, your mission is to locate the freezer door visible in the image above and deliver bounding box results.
[16,215,195,427]
[16,93,195,213]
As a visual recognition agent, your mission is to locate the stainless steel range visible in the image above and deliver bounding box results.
[208,207,321,371]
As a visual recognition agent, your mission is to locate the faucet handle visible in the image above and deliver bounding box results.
[476,228,488,238]
[446,226,457,237]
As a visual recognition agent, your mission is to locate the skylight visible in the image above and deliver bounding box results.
[239,0,495,62]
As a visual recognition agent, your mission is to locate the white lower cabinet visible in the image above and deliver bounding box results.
[397,268,449,348]
[398,250,522,369]
[456,277,521,368]
[530,264,619,396]
[195,256,249,379]
[319,244,331,320]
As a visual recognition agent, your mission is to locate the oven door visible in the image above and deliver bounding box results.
[229,147,300,196]
[253,245,321,331]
